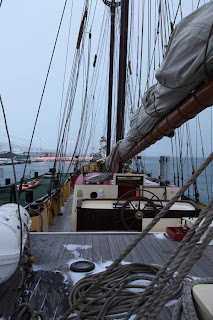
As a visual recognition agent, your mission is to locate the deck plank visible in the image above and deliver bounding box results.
[1,232,213,319]
[100,234,113,262]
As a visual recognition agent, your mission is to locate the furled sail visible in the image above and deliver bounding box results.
[106,2,213,172]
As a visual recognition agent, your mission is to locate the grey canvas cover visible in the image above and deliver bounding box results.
[106,2,213,172]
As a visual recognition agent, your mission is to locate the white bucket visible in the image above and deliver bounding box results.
[0,203,32,284]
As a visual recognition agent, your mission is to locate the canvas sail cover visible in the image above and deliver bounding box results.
[106,2,213,172]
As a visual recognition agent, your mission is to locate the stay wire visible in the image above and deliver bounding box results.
[56,1,88,158]
[197,115,210,201]
[49,1,89,183]
[57,0,73,150]
[65,7,109,174]
[78,10,110,157]
[22,0,69,182]
[53,2,89,186]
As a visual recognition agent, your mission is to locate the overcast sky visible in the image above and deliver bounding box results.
[0,0,212,158]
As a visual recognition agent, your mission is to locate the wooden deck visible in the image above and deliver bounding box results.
[48,193,73,232]
[1,232,213,319]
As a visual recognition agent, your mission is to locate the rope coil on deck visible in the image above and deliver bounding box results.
[68,264,163,319]
[67,263,184,320]
[18,302,44,320]
[172,278,213,320]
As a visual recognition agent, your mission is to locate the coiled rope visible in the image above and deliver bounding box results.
[60,152,213,320]
[172,278,213,320]
[68,264,163,320]
[18,302,44,320]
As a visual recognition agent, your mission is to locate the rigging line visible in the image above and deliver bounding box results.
[177,127,184,186]
[164,0,171,39]
[57,21,88,156]
[145,0,162,93]
[135,0,140,106]
[166,0,173,33]
[78,7,108,114]
[51,1,89,170]
[196,115,198,169]
[137,0,145,106]
[65,46,94,171]
[22,0,69,181]
[170,137,176,185]
[70,29,106,158]
[173,0,182,26]
[58,51,85,180]
[78,38,103,155]
[84,70,109,156]
[53,18,89,186]
[174,131,180,187]
[127,0,134,71]
[57,52,78,147]
[56,52,79,161]
[211,107,213,198]
[80,13,110,154]
[0,95,23,264]
[126,3,134,113]
[57,0,73,146]
[146,0,151,90]
[197,0,202,9]
[78,36,92,157]
[186,122,198,200]
[181,125,189,168]
[89,0,98,32]
[0,0,3,8]
[57,42,85,153]
[186,122,195,172]
[197,115,210,201]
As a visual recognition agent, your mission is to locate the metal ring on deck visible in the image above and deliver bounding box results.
[70,261,95,273]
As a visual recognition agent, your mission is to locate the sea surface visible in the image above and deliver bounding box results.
[0,161,74,185]
[132,156,213,205]
[0,157,212,205]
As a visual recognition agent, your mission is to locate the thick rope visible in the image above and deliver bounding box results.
[172,278,213,320]
[68,264,165,320]
[60,152,213,320]
[127,198,213,319]
[134,208,213,319]
[18,302,44,320]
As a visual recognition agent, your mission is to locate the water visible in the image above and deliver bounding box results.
[133,156,213,205]
[0,157,212,205]
[0,161,74,185]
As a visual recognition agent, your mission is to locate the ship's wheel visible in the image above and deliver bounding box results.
[113,189,163,231]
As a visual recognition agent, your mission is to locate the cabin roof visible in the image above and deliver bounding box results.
[75,172,114,185]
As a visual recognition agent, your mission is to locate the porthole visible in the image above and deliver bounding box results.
[90,192,98,199]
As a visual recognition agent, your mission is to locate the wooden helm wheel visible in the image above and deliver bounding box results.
[120,196,158,231]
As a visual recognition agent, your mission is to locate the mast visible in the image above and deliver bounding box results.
[103,0,120,156]
[116,0,129,142]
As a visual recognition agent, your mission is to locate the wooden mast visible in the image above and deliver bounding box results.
[103,0,120,156]
[116,0,129,142]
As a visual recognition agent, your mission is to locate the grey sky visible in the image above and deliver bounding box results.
[0,0,212,158]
